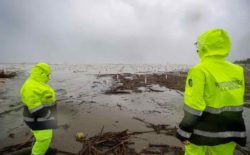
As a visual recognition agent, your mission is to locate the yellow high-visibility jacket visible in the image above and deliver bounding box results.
[20,63,57,130]
[176,29,246,146]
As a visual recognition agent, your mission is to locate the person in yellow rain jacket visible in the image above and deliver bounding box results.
[176,29,246,155]
[20,63,57,155]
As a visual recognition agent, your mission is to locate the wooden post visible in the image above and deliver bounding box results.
[116,74,119,81]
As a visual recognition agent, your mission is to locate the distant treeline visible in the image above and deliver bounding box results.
[234,58,250,64]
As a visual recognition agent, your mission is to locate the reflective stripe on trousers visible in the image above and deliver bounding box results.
[193,130,246,138]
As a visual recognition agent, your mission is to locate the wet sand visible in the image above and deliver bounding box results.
[52,100,183,154]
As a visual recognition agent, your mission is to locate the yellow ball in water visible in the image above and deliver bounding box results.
[75,132,85,141]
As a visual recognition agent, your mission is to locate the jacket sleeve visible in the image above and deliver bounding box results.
[176,67,206,141]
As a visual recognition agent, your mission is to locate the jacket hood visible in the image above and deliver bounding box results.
[196,29,231,60]
[30,63,51,83]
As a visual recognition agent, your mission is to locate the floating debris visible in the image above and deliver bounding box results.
[0,70,17,78]
[141,144,184,155]
[58,123,70,130]
[77,127,151,155]
[0,134,76,155]
[0,104,23,116]
[149,85,168,92]
[8,133,15,139]
[105,73,186,94]
[0,134,33,155]
[132,117,177,135]
[76,126,185,155]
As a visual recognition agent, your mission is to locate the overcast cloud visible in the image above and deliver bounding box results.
[0,0,250,64]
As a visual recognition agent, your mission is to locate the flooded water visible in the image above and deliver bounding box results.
[0,63,249,154]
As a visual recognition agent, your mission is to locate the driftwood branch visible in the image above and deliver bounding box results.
[132,117,177,135]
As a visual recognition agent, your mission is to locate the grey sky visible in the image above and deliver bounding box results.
[0,0,250,64]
